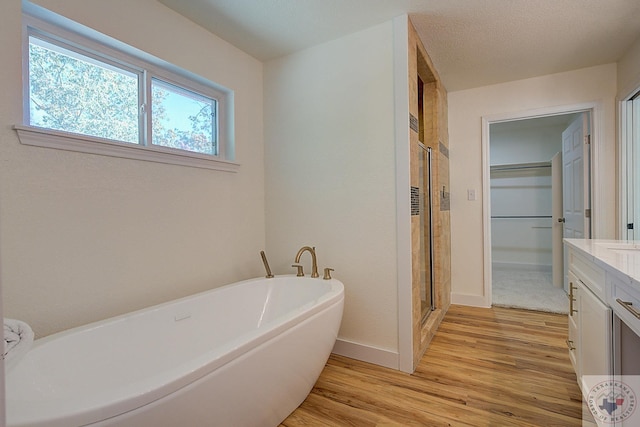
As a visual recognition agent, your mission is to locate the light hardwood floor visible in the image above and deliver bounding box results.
[281,305,585,426]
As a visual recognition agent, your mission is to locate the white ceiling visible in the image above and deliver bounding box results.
[159,0,640,91]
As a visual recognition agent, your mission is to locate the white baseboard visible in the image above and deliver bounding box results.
[331,338,399,370]
[451,292,490,307]
[492,262,552,272]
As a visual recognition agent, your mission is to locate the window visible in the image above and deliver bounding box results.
[17,8,236,172]
[28,35,141,144]
[151,78,217,156]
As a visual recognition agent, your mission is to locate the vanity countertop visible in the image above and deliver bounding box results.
[564,238,640,289]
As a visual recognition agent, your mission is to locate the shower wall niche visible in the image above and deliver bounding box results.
[408,18,451,370]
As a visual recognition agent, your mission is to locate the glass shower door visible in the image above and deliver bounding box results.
[419,144,435,323]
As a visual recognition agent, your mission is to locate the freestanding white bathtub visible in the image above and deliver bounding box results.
[6,275,344,427]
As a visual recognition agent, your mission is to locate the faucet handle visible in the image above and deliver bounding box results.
[292,264,305,277]
[323,268,334,280]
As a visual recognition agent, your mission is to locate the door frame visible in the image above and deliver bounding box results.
[481,102,603,306]
[619,84,640,239]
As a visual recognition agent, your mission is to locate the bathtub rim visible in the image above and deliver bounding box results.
[6,275,344,427]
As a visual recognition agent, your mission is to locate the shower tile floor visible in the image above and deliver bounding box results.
[492,266,568,314]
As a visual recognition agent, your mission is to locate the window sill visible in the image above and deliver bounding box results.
[14,125,240,172]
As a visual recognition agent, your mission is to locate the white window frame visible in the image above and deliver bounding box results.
[17,6,238,172]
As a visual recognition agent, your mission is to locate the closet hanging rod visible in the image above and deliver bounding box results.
[491,215,552,219]
[490,162,551,172]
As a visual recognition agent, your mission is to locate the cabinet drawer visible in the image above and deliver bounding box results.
[609,274,640,338]
[569,248,605,300]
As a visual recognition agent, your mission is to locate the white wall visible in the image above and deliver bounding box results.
[490,123,566,165]
[618,35,640,97]
[0,2,19,423]
[449,64,617,305]
[264,22,400,359]
[0,0,265,337]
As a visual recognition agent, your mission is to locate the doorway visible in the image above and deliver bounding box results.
[487,112,592,313]
[621,89,640,238]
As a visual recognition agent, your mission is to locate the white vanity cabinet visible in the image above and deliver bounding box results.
[566,247,612,395]
[565,239,640,426]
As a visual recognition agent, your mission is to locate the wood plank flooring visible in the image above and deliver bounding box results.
[280,305,585,426]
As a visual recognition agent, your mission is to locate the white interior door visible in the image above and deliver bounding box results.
[562,113,590,291]
[562,113,591,239]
